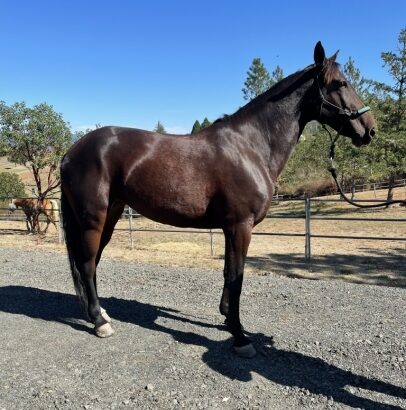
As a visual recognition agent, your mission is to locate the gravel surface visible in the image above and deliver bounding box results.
[0,248,405,410]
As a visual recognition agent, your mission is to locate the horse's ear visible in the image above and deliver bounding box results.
[330,50,339,62]
[314,41,326,67]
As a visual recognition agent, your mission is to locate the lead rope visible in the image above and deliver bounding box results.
[322,124,406,208]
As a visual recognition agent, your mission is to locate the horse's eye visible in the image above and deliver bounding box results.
[340,81,348,88]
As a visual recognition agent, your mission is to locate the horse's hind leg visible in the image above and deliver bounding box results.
[68,202,111,336]
[43,212,53,233]
[42,219,50,233]
[94,201,125,324]
[78,221,115,338]
[96,201,125,267]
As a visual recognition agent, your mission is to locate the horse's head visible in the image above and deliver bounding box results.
[8,199,17,213]
[313,41,376,147]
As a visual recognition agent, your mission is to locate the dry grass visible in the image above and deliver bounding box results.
[0,156,34,186]
[0,187,405,287]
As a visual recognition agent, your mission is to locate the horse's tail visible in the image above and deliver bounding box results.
[61,190,88,310]
[50,199,59,224]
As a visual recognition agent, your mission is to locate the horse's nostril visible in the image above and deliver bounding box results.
[369,128,376,138]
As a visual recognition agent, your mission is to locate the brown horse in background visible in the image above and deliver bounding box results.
[61,42,375,357]
[9,198,59,233]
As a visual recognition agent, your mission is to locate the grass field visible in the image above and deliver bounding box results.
[0,186,404,288]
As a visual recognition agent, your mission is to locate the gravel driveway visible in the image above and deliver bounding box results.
[0,248,405,409]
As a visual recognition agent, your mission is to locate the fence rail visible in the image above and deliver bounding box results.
[1,194,405,260]
[352,178,406,194]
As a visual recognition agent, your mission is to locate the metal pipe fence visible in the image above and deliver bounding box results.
[1,195,405,260]
[352,178,406,195]
[116,196,406,260]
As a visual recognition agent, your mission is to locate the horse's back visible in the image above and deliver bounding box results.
[61,126,219,224]
[61,125,274,228]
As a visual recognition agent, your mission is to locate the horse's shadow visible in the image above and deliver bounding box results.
[1,285,405,410]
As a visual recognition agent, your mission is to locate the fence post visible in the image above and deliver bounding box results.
[209,229,214,256]
[304,195,311,261]
[128,207,134,249]
[58,202,64,245]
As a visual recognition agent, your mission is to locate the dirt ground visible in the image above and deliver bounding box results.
[1,248,405,410]
[0,188,404,288]
[0,189,405,409]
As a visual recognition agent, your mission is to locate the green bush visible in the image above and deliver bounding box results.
[0,172,26,199]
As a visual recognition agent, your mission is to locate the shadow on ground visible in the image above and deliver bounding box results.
[0,228,31,235]
[246,247,406,287]
[1,285,405,410]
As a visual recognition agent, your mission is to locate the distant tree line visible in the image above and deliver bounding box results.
[153,117,212,135]
[191,117,211,134]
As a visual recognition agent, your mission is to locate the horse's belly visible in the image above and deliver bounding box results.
[123,186,213,228]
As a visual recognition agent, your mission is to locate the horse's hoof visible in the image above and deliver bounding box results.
[100,308,112,323]
[95,322,115,338]
[234,343,257,358]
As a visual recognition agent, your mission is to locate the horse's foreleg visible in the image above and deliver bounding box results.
[32,212,40,233]
[221,218,255,358]
[26,217,32,233]
[26,213,35,233]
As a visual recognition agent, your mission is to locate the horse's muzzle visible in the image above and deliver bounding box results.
[362,127,375,145]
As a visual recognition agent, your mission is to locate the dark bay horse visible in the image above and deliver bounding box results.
[60,42,375,357]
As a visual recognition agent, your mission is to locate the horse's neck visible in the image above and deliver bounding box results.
[244,79,313,180]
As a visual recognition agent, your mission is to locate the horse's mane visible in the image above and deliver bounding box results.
[322,60,341,86]
[213,64,318,125]
[212,59,341,126]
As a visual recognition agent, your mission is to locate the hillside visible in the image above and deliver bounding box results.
[0,156,33,185]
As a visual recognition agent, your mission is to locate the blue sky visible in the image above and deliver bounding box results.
[0,1,405,134]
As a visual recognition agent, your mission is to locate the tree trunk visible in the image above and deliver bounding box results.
[339,173,345,200]
[386,174,396,208]
[351,181,356,201]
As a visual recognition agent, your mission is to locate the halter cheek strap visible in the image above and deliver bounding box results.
[316,76,370,120]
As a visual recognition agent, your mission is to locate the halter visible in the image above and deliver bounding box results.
[316,75,371,120]
[316,76,406,208]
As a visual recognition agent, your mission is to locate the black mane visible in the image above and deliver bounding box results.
[213,64,317,125]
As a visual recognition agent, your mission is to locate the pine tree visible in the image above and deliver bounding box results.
[153,121,166,133]
[364,27,406,202]
[242,58,272,101]
[200,118,211,129]
[343,57,365,95]
[191,120,201,134]
[381,27,406,132]
[271,65,284,85]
